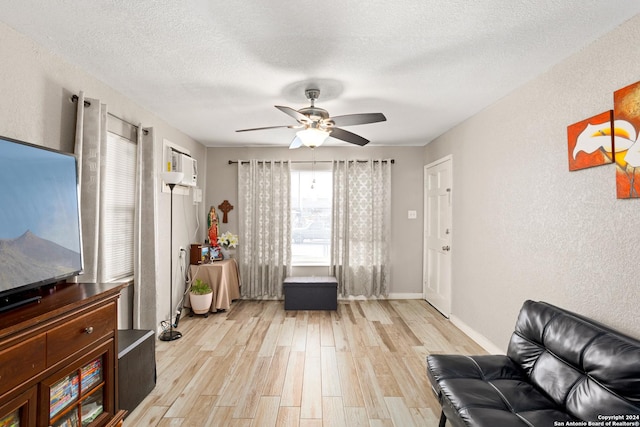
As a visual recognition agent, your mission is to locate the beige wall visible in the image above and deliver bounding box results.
[0,22,207,331]
[425,15,640,349]
[204,145,425,294]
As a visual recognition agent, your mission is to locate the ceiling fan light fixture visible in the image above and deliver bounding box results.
[236,88,385,148]
[296,127,330,148]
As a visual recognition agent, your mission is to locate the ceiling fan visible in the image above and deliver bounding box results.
[236,88,386,149]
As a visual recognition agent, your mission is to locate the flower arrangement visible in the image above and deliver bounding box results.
[218,231,239,248]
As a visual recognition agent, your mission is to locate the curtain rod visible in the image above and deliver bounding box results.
[228,159,394,165]
[70,94,147,134]
[71,94,91,108]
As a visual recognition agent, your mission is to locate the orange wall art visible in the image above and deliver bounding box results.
[613,81,640,199]
[568,80,640,199]
[567,110,614,171]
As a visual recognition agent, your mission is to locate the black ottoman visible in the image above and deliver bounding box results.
[283,276,338,310]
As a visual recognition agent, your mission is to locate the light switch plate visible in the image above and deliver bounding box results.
[193,187,202,204]
[408,210,417,219]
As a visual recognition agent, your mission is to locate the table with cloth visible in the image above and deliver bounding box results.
[186,259,240,313]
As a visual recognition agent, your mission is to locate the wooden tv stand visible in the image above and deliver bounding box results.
[0,282,127,427]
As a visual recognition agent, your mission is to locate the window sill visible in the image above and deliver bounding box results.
[292,264,330,267]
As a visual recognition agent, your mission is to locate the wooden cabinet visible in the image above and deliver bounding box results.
[0,283,127,427]
[0,387,37,427]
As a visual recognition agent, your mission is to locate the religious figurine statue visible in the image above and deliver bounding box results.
[208,206,219,247]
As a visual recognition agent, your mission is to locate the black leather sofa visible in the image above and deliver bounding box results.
[427,300,640,427]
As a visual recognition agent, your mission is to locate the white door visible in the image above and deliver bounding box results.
[423,156,452,318]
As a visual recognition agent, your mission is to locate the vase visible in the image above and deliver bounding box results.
[220,246,237,259]
[220,246,231,259]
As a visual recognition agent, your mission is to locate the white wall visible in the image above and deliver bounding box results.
[205,145,425,295]
[424,15,640,349]
[0,22,206,331]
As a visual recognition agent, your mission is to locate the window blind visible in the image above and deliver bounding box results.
[100,132,137,281]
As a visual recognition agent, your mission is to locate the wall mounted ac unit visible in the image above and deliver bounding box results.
[167,149,197,187]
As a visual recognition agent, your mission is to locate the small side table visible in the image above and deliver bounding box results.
[186,259,241,312]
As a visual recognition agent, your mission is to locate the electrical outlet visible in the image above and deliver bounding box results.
[408,210,417,219]
[179,247,185,258]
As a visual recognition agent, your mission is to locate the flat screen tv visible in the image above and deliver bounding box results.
[0,135,83,312]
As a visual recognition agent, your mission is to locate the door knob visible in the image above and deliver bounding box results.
[442,245,450,251]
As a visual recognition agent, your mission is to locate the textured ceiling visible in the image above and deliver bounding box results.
[1,1,640,147]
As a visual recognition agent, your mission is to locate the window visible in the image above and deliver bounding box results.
[100,123,137,281]
[291,164,332,265]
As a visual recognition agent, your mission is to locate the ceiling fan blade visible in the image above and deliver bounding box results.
[329,113,386,127]
[289,136,303,149]
[330,127,370,146]
[275,105,311,123]
[236,125,297,132]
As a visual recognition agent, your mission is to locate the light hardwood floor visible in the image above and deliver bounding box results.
[124,299,486,427]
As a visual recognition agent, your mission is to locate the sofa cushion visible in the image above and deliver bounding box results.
[427,354,575,427]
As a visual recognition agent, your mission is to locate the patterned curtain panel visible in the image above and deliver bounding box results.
[331,160,392,297]
[238,160,292,298]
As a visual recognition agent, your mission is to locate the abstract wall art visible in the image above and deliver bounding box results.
[613,80,640,199]
[568,79,640,199]
[567,110,614,171]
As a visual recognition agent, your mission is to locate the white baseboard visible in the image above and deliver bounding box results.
[336,293,424,300]
[450,314,505,355]
[388,292,423,299]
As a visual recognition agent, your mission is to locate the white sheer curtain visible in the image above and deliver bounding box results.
[330,160,392,297]
[238,160,292,298]
[74,92,157,329]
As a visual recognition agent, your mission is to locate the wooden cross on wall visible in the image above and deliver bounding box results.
[218,200,234,223]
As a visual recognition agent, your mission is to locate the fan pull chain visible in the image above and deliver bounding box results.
[311,148,316,190]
